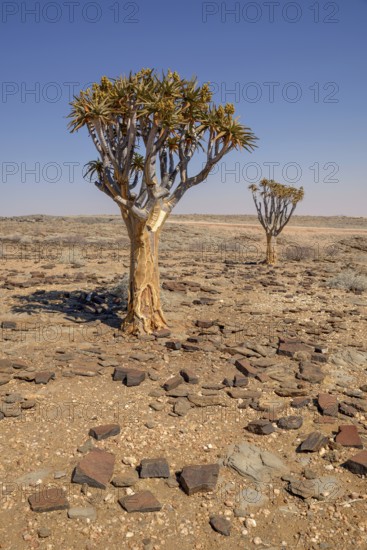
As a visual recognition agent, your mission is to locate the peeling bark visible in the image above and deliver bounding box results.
[265,234,276,265]
[120,207,168,335]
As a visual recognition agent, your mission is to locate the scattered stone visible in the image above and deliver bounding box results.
[336,425,363,448]
[3,393,23,404]
[16,468,52,485]
[227,388,250,399]
[318,394,338,417]
[111,470,139,487]
[34,371,55,385]
[182,343,201,352]
[174,398,192,416]
[278,340,313,358]
[149,388,164,398]
[224,443,289,482]
[304,468,318,480]
[209,515,231,536]
[150,401,165,411]
[21,399,36,410]
[165,475,179,488]
[130,352,155,362]
[298,432,329,452]
[246,420,275,435]
[72,449,115,489]
[339,402,357,417]
[140,458,170,479]
[119,490,162,513]
[180,369,199,384]
[277,416,303,430]
[288,476,343,500]
[13,371,36,382]
[113,367,146,386]
[165,341,182,350]
[196,319,217,328]
[297,362,325,384]
[89,424,121,441]
[163,374,183,391]
[0,375,10,386]
[311,352,328,363]
[179,464,220,495]
[77,439,95,454]
[291,397,311,409]
[257,396,286,420]
[275,387,308,398]
[153,328,171,338]
[71,364,102,377]
[29,488,69,512]
[68,507,97,520]
[38,528,51,538]
[235,358,258,377]
[187,394,228,407]
[234,375,249,387]
[54,471,66,479]
[166,387,189,397]
[343,451,367,475]
[1,403,22,417]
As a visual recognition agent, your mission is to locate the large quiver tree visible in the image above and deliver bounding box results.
[249,179,304,265]
[68,69,257,334]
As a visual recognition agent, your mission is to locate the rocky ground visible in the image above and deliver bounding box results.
[0,214,367,550]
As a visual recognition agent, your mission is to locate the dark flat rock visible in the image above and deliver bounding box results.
[34,371,55,385]
[72,449,115,489]
[113,367,145,386]
[277,416,303,430]
[163,374,183,391]
[246,420,275,435]
[29,488,69,512]
[298,432,329,452]
[179,464,220,495]
[89,424,121,441]
[336,425,363,448]
[119,490,162,512]
[210,515,231,536]
[318,393,338,417]
[139,458,170,479]
[343,451,367,475]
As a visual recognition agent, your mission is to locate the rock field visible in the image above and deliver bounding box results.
[0,214,366,550]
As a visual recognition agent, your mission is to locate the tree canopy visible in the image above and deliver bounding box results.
[249,178,304,237]
[68,69,257,224]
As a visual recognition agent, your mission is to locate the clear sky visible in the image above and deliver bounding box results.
[0,0,366,216]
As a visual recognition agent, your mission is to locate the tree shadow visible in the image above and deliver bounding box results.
[11,286,128,329]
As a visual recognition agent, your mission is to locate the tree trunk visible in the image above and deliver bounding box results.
[121,215,168,335]
[265,233,276,265]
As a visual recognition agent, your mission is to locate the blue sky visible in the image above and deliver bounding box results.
[0,0,366,216]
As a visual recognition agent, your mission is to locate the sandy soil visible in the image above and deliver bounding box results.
[0,215,366,550]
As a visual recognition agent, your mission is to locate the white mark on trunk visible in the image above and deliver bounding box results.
[148,209,166,233]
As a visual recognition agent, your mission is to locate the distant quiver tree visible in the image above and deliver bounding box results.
[249,179,304,264]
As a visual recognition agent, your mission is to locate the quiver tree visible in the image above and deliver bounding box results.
[68,69,257,334]
[249,179,304,265]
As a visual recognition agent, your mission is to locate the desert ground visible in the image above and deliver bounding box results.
[0,214,367,550]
